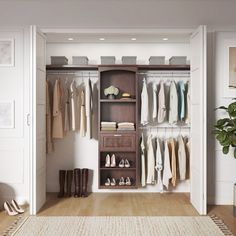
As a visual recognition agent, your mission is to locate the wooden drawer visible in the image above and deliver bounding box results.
[100,133,136,151]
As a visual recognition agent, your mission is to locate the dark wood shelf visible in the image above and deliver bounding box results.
[46,64,98,70]
[99,130,136,134]
[100,167,136,170]
[138,64,190,70]
[100,99,136,103]
[99,185,137,189]
[46,64,190,71]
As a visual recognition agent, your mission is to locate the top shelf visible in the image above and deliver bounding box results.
[46,64,190,71]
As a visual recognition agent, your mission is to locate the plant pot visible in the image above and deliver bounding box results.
[107,94,115,100]
[234,183,236,217]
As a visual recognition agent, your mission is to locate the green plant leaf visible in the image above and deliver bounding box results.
[220,139,231,147]
[228,102,236,117]
[232,139,236,146]
[234,148,236,158]
[227,127,236,132]
[216,132,227,142]
[216,118,230,127]
[223,146,229,154]
[215,106,228,111]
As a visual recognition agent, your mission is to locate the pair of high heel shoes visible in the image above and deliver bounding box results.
[105,154,130,168]
[105,154,116,167]
[105,177,131,186]
[4,200,24,216]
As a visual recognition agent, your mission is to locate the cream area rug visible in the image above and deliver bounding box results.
[4,216,233,236]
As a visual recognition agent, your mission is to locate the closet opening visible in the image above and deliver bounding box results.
[31,27,207,215]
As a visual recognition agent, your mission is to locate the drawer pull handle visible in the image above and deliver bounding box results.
[114,134,122,137]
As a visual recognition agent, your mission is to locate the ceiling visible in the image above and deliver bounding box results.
[46,32,191,43]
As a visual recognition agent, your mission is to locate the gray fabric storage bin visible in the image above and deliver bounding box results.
[122,56,137,65]
[169,56,187,65]
[149,56,165,65]
[72,56,89,65]
[51,56,68,65]
[101,56,116,64]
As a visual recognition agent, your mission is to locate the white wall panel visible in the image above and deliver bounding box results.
[0,28,30,205]
[0,149,24,183]
[207,32,236,205]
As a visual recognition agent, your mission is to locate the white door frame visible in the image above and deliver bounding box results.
[29,25,47,215]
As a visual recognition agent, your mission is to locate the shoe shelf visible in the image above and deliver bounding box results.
[99,185,137,189]
[100,99,136,103]
[100,167,136,171]
[98,66,139,189]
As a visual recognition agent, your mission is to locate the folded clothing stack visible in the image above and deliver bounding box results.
[117,122,135,131]
[101,121,117,131]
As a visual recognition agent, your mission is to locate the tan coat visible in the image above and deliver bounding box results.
[46,81,53,153]
[178,135,187,180]
[52,79,64,139]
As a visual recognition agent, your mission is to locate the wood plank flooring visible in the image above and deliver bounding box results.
[0,193,236,235]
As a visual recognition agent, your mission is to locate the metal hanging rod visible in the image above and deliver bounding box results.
[138,71,190,77]
[46,71,99,77]
[138,71,190,75]
[46,71,98,74]
[139,125,190,129]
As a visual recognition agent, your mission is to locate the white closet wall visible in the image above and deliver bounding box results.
[46,42,191,193]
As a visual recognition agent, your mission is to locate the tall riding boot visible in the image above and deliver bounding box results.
[58,170,66,198]
[81,168,89,198]
[66,170,73,197]
[74,168,81,198]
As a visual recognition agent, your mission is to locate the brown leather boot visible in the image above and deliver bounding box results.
[74,168,81,198]
[58,170,66,198]
[66,170,73,197]
[81,168,89,198]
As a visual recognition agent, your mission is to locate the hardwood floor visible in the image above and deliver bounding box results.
[0,193,236,235]
[38,193,198,216]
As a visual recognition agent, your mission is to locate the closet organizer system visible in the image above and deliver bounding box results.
[46,64,190,190]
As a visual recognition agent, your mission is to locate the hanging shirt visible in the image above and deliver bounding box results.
[163,140,172,189]
[185,137,191,179]
[170,138,177,187]
[46,81,53,153]
[146,135,155,185]
[64,88,70,134]
[155,138,163,192]
[152,84,157,120]
[69,80,77,131]
[85,79,93,139]
[178,81,185,121]
[141,78,149,125]
[157,81,166,123]
[178,135,187,180]
[140,133,146,187]
[80,89,86,137]
[169,81,178,124]
[185,81,191,124]
[52,79,64,139]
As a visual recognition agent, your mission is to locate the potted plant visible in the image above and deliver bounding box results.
[104,86,119,99]
[214,101,236,158]
[214,100,236,216]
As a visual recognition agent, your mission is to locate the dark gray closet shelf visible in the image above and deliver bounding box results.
[46,64,190,71]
